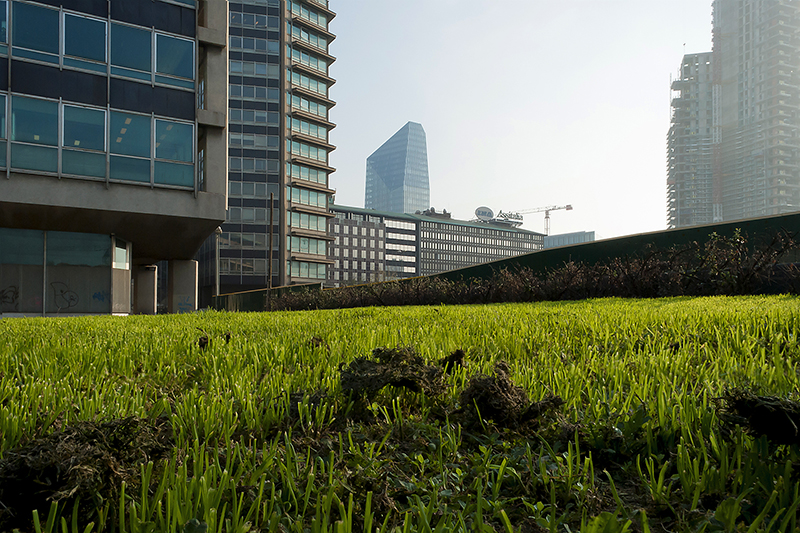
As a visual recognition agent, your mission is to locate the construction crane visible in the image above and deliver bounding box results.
[497,204,573,235]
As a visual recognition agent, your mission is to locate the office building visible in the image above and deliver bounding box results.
[197,0,336,306]
[364,121,429,215]
[0,0,228,316]
[667,1,800,228]
[327,205,543,286]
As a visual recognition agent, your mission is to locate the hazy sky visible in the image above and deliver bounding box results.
[327,1,713,239]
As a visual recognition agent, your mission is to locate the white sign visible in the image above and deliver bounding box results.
[475,206,494,221]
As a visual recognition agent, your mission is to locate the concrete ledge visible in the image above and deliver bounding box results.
[198,108,226,128]
[198,26,227,48]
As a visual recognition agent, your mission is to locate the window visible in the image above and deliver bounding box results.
[11,95,57,172]
[0,93,6,167]
[110,111,150,183]
[111,23,151,76]
[64,13,106,66]
[12,1,58,62]
[0,1,7,44]
[156,33,194,80]
[62,105,105,177]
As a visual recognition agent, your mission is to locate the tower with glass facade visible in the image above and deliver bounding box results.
[364,121,429,215]
[198,0,335,303]
[0,0,228,316]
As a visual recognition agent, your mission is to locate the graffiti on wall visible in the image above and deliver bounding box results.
[1,286,19,311]
[51,282,79,311]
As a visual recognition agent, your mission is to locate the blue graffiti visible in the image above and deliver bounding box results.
[93,291,110,303]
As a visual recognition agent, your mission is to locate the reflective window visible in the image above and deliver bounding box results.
[111,23,151,72]
[110,111,150,157]
[63,106,105,151]
[156,34,194,80]
[64,13,105,62]
[12,1,58,55]
[0,1,7,43]
[155,119,193,162]
[12,96,57,145]
[110,155,149,183]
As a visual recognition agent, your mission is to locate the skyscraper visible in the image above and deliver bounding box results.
[667,53,715,228]
[667,0,800,228]
[198,0,336,304]
[365,122,430,214]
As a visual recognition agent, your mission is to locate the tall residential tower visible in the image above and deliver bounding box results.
[365,121,429,215]
[198,0,336,304]
[667,0,800,228]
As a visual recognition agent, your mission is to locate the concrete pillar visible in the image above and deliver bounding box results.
[168,260,198,314]
[134,265,158,315]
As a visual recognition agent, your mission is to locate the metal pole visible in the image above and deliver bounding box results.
[268,192,274,289]
[214,226,222,299]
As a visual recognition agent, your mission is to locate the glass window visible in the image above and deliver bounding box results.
[64,13,105,62]
[156,33,194,80]
[0,1,7,43]
[155,119,193,162]
[111,23,151,72]
[110,111,150,157]
[11,96,57,145]
[154,161,193,187]
[12,1,58,54]
[110,155,149,183]
[62,150,105,178]
[63,106,105,151]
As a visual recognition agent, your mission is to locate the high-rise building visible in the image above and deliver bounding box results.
[668,1,800,228]
[364,121,429,215]
[667,53,715,228]
[197,0,336,305]
[0,0,228,316]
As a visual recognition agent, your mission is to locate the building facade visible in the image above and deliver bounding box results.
[327,205,543,287]
[364,121,429,215]
[0,0,228,316]
[197,0,335,306]
[668,1,800,228]
[544,231,596,249]
[667,53,715,228]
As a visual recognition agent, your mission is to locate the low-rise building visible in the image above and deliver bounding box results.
[327,205,544,286]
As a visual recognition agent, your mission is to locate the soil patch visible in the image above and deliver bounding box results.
[339,347,445,399]
[0,417,173,531]
[459,361,564,428]
[716,389,800,445]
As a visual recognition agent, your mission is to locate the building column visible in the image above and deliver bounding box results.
[134,265,158,315]
[168,260,198,314]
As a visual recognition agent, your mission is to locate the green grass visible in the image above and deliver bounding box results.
[2,296,800,532]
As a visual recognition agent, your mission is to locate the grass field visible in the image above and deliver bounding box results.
[2,296,800,532]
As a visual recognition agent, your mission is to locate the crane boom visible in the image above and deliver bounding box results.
[496,204,573,235]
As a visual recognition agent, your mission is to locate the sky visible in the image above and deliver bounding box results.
[325,1,714,239]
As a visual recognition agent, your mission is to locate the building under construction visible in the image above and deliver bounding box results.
[668,0,800,228]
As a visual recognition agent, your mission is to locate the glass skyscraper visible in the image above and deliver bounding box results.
[365,121,429,214]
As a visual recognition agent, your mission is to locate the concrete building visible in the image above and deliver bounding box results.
[364,122,429,215]
[668,1,800,228]
[667,53,715,228]
[327,205,543,286]
[0,0,228,316]
[197,0,336,306]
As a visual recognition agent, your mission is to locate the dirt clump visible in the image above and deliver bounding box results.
[458,361,564,428]
[715,389,800,445]
[438,349,467,374]
[339,347,445,399]
[0,417,173,531]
